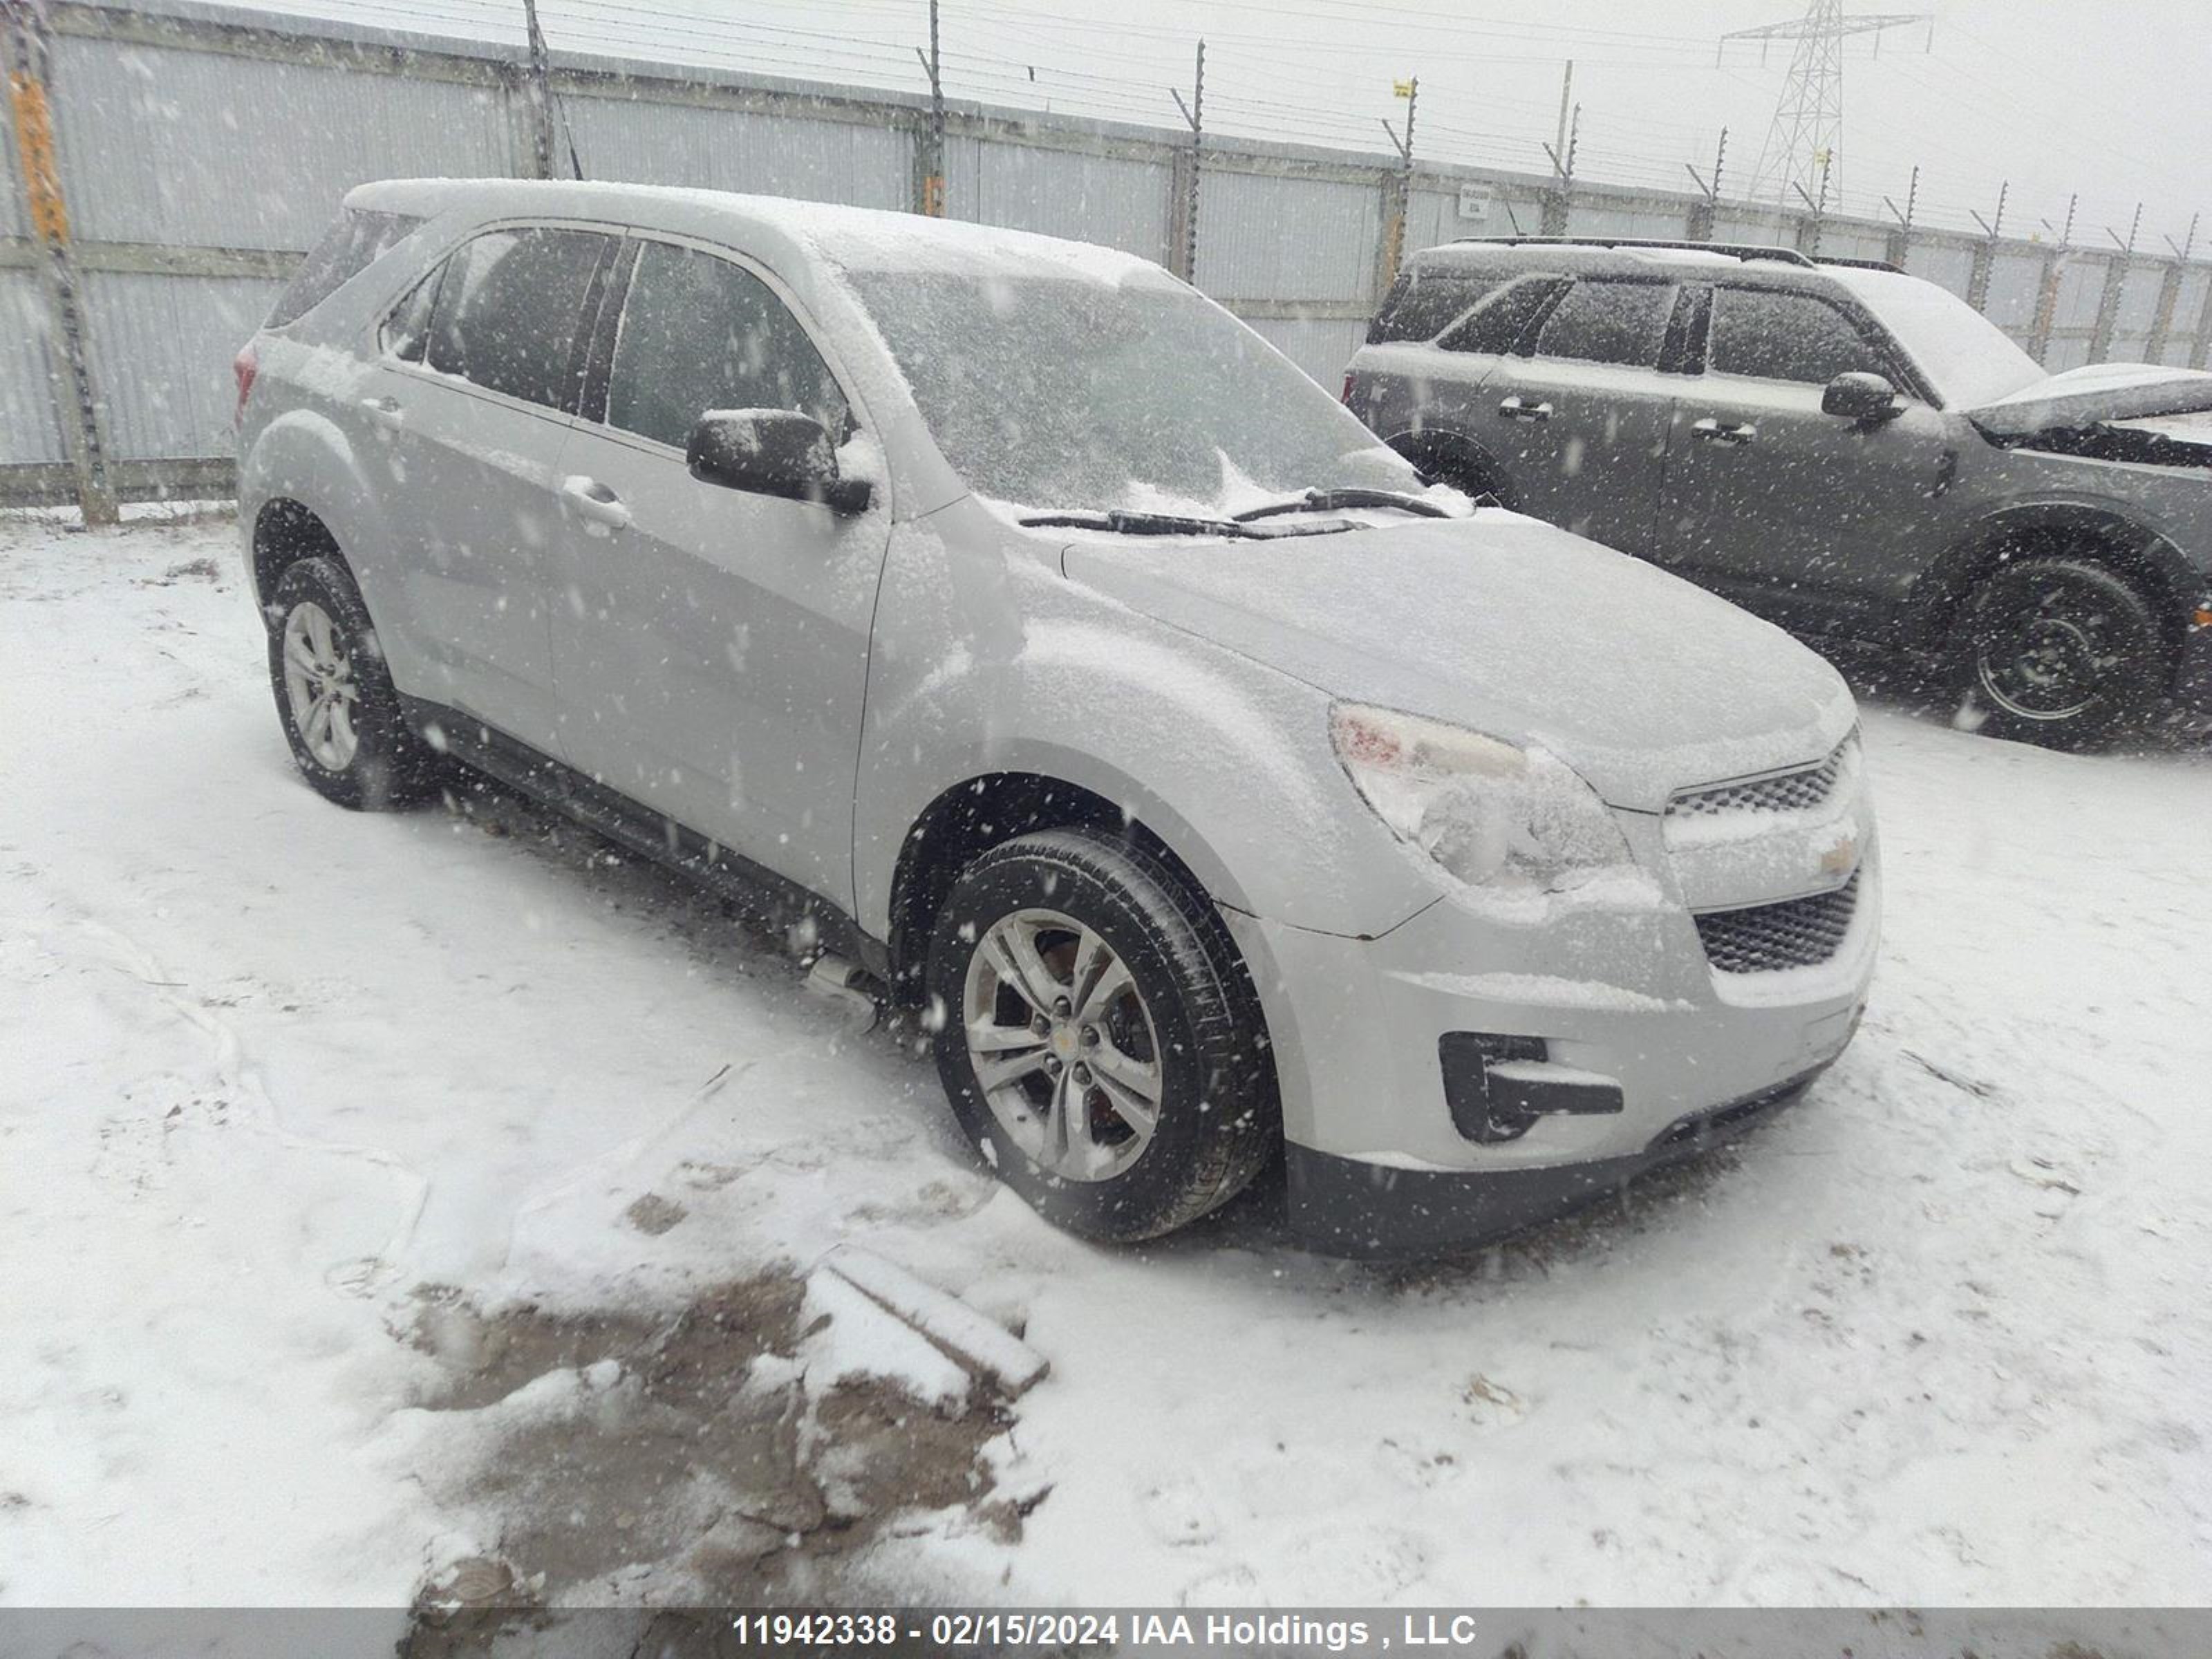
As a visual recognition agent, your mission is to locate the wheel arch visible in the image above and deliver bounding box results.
[251,497,350,613]
[1382,422,1518,509]
[240,408,389,610]
[883,762,1245,1001]
[1915,502,2197,660]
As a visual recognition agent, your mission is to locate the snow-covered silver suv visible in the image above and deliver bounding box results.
[236,182,1877,1253]
[1346,237,2212,749]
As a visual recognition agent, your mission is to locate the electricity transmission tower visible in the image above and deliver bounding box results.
[1723,0,1928,208]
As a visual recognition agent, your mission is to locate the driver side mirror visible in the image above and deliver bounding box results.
[686,410,871,514]
[1821,371,1904,424]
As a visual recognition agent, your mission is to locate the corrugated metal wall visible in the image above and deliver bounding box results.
[564,95,912,212]
[973,144,1172,265]
[0,273,68,464]
[1902,240,1978,298]
[8,0,2212,503]
[1567,200,1694,241]
[85,270,276,459]
[1195,168,1378,303]
[45,35,512,250]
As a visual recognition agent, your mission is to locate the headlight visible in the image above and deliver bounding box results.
[1329,702,1634,893]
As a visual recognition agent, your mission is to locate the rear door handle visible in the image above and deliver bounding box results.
[1497,396,1553,422]
[559,474,632,532]
[1692,417,1756,447]
[359,396,404,432]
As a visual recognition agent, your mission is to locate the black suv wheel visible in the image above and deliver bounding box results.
[1950,556,2164,751]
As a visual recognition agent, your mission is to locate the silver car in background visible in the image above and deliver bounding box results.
[1346,237,2212,749]
[236,182,1877,1253]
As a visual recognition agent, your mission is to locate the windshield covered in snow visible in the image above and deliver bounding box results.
[1835,267,2046,409]
[847,267,1417,514]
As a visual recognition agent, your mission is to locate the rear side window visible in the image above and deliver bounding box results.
[1436,275,1564,355]
[603,240,850,449]
[1368,268,1499,344]
[1709,287,1888,384]
[424,227,613,411]
[266,208,423,330]
[1532,279,1674,368]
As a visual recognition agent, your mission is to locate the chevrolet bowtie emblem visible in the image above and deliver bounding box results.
[1820,836,1859,877]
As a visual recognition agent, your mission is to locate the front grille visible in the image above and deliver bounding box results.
[1669,737,1854,820]
[1694,873,1861,973]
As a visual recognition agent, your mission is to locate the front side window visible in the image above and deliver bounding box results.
[604,241,850,450]
[424,226,612,411]
[1709,287,1888,384]
[1530,279,1675,368]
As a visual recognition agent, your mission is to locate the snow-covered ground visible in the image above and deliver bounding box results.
[3,511,2209,1612]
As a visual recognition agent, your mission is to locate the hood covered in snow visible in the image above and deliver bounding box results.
[1062,513,1855,812]
[1967,361,2212,438]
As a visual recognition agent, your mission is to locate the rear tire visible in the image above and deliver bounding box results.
[265,556,440,809]
[925,828,1277,1243]
[1947,556,2164,751]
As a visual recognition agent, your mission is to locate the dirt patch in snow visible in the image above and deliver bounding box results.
[399,1268,1016,1635]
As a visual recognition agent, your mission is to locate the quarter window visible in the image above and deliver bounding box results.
[1709,287,1889,384]
[424,227,612,411]
[266,207,424,330]
[382,269,440,364]
[604,241,850,451]
[1368,268,1500,344]
[1531,279,1674,368]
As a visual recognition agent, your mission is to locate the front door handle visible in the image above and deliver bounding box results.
[559,474,632,533]
[359,396,404,432]
[1692,417,1756,447]
[1498,396,1553,422]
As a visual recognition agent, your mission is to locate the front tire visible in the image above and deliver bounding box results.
[265,556,439,809]
[925,828,1277,1243]
[1949,556,2164,751]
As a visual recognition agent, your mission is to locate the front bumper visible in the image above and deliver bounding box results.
[1284,1062,1832,1257]
[1222,814,1878,1255]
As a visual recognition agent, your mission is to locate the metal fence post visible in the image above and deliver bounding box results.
[2028,250,2063,364]
[2086,255,2125,363]
[2189,277,2212,371]
[1166,42,1203,283]
[1965,241,1995,312]
[2144,259,2184,365]
[5,0,116,523]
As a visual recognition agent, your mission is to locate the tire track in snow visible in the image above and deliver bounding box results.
[55,910,432,1297]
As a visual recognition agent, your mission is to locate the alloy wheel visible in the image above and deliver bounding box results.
[281,599,362,769]
[960,907,1164,1183]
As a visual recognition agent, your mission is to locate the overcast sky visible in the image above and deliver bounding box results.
[260,0,2209,247]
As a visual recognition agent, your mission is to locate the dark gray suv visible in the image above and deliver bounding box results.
[1344,237,2212,749]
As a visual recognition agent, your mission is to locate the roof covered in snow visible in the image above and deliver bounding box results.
[346,178,1163,284]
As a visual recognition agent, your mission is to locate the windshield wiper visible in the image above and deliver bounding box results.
[1019,508,1261,538]
[1231,487,1451,523]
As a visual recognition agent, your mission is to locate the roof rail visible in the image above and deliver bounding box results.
[1446,234,1816,268]
[1815,254,1906,273]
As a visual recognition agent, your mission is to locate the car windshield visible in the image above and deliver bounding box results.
[845,265,1417,515]
[1836,268,2047,409]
